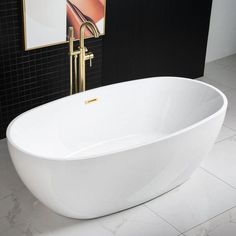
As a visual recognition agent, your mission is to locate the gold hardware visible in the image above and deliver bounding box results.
[85,98,98,104]
[79,21,100,93]
[68,21,100,95]
[69,27,74,95]
[74,54,78,93]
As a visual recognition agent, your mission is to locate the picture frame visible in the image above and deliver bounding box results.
[22,0,106,51]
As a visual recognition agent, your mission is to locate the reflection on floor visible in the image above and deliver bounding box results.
[1,54,236,236]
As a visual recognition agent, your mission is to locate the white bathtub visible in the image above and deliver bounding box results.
[7,77,227,219]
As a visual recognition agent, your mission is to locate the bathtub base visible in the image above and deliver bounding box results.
[48,179,189,219]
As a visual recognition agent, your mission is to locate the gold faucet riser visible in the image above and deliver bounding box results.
[69,27,74,95]
[74,55,78,93]
[68,21,100,94]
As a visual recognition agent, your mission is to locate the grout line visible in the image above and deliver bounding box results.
[200,167,236,190]
[222,124,236,131]
[224,123,236,132]
[181,206,236,235]
[146,195,236,235]
[215,133,236,144]
[222,123,236,132]
[144,205,182,234]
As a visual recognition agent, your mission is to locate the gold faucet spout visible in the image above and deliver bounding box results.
[80,21,100,48]
[79,21,100,92]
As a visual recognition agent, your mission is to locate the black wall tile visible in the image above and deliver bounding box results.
[102,0,212,85]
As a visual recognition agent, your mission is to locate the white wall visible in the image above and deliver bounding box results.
[206,0,236,62]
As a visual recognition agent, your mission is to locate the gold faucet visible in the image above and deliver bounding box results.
[68,21,100,95]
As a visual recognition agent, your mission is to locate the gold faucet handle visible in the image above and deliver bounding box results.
[85,52,94,67]
[78,46,88,52]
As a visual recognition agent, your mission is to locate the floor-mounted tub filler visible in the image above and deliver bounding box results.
[7,77,227,219]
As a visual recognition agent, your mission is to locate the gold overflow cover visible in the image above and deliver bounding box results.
[85,98,98,105]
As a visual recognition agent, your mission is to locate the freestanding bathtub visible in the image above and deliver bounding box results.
[7,77,227,219]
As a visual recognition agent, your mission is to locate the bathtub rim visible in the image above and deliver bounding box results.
[6,76,228,161]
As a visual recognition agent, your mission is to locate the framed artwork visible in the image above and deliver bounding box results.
[23,0,106,50]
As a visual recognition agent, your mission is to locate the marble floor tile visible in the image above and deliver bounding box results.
[145,168,236,233]
[224,89,236,117]
[204,61,228,77]
[214,54,236,69]
[0,186,38,234]
[184,207,236,236]
[216,125,236,143]
[0,140,24,200]
[0,139,12,171]
[224,112,236,131]
[202,136,236,188]
[198,76,233,92]
[0,187,180,236]
[204,66,236,89]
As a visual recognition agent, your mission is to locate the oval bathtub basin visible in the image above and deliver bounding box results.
[7,77,227,219]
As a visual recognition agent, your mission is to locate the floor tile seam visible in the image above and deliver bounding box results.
[144,204,183,234]
[181,205,236,235]
[215,133,236,143]
[223,124,236,132]
[200,167,236,190]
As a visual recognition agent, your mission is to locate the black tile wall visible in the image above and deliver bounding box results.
[102,0,212,85]
[0,0,103,139]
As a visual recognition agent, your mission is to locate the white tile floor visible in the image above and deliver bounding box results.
[0,54,236,236]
